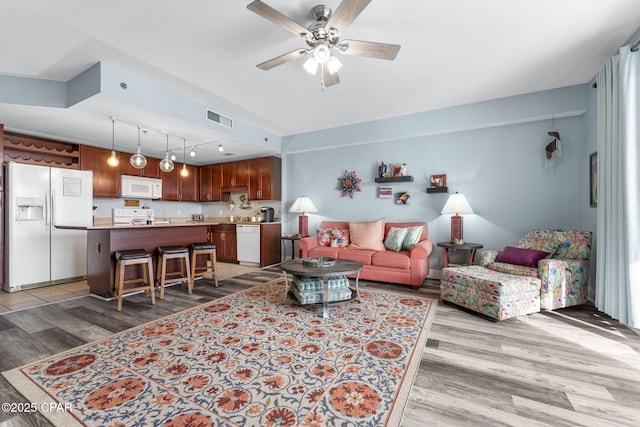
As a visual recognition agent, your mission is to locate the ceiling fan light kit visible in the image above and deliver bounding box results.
[247,0,400,87]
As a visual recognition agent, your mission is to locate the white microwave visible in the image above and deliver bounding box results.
[120,175,162,199]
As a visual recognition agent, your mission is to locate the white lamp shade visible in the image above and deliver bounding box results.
[289,197,318,214]
[441,193,474,215]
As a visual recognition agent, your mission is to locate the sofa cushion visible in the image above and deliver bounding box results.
[402,225,424,250]
[384,227,408,252]
[553,230,592,260]
[316,228,332,247]
[338,249,376,265]
[308,247,341,259]
[330,229,350,248]
[348,218,385,250]
[495,246,551,268]
[372,250,411,269]
[517,237,558,255]
[487,262,540,278]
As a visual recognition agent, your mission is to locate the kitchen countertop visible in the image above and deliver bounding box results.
[75,219,282,230]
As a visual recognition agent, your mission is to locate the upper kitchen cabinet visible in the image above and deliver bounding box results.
[199,164,222,202]
[221,160,248,192]
[120,155,159,178]
[248,156,281,201]
[162,165,199,201]
[80,145,120,198]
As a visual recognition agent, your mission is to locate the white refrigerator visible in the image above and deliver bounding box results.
[4,162,93,292]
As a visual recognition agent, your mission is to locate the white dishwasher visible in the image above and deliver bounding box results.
[236,224,260,266]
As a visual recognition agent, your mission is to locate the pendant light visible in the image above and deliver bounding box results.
[107,118,119,167]
[218,141,224,152]
[130,125,147,169]
[159,133,174,172]
[180,138,189,177]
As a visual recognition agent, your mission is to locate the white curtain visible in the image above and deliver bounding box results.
[595,45,640,329]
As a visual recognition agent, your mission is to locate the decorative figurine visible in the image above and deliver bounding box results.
[399,163,407,176]
[378,161,387,177]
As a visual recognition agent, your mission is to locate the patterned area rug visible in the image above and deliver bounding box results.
[3,278,436,426]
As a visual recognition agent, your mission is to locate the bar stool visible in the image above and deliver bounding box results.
[114,249,155,312]
[189,242,219,293]
[156,246,191,299]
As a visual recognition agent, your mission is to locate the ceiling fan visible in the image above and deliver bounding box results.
[246,0,401,87]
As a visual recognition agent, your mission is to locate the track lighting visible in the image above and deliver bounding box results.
[130,126,147,169]
[107,118,119,167]
[159,133,174,173]
[218,142,224,152]
[180,138,189,177]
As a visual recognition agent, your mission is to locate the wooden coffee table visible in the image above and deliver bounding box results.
[281,259,363,319]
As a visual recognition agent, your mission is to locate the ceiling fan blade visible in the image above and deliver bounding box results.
[338,39,400,60]
[247,1,312,40]
[326,0,372,35]
[257,49,308,71]
[322,63,340,87]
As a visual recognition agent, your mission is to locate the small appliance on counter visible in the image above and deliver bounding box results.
[260,207,275,222]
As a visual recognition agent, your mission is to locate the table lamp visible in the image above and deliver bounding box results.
[441,192,474,244]
[289,196,317,237]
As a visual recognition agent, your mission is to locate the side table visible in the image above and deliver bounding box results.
[437,242,483,268]
[281,235,302,260]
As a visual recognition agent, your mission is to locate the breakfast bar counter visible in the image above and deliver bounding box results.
[86,223,210,298]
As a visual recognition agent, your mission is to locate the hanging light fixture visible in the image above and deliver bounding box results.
[170,150,176,161]
[130,126,147,169]
[159,133,174,173]
[190,146,196,157]
[107,118,119,167]
[180,138,189,177]
[218,142,224,152]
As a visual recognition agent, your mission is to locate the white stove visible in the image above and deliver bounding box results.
[112,208,155,224]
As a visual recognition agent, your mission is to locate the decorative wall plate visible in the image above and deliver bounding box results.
[337,170,362,198]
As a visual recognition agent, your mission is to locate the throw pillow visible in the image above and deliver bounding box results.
[384,227,409,252]
[316,228,332,247]
[348,218,385,250]
[402,225,424,250]
[517,237,558,255]
[495,246,551,268]
[330,229,350,248]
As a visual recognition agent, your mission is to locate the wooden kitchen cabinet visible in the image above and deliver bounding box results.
[120,155,159,178]
[208,224,237,262]
[80,145,121,198]
[221,160,248,191]
[248,156,281,201]
[162,165,199,201]
[199,164,222,202]
[260,223,281,267]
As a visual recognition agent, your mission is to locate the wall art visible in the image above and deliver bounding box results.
[378,186,392,199]
[337,170,362,198]
[396,192,411,205]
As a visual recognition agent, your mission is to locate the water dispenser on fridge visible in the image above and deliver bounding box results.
[15,197,45,221]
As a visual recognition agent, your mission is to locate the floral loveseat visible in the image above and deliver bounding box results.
[298,219,433,289]
[441,229,592,320]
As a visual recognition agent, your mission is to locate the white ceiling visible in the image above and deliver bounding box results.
[1,0,639,165]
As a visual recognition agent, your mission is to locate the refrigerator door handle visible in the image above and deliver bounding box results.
[45,189,51,228]
[51,189,56,226]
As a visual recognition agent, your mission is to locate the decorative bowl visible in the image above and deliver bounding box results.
[303,257,336,268]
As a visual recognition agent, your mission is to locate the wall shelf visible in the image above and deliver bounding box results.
[426,186,448,194]
[375,176,414,183]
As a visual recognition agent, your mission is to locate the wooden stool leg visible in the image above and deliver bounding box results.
[184,254,192,295]
[148,258,156,305]
[159,256,167,300]
[189,252,196,294]
[117,262,125,312]
[211,249,219,288]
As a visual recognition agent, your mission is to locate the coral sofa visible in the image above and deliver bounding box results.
[441,229,592,320]
[298,220,433,289]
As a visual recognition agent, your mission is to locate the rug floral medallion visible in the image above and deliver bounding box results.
[4,278,436,426]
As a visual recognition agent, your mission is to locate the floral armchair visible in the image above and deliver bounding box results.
[478,229,592,310]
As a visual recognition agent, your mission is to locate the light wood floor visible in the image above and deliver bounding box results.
[1,270,639,426]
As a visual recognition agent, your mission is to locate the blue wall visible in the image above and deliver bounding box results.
[282,85,592,273]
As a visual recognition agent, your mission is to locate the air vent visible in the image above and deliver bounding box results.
[206,108,233,129]
[223,152,236,156]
